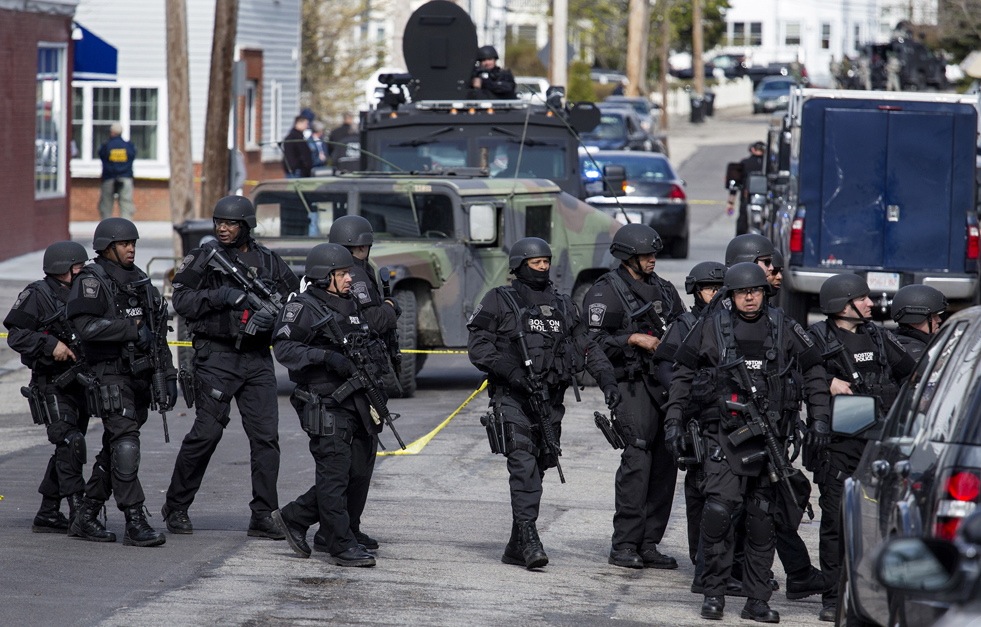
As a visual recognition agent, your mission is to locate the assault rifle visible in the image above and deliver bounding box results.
[39,309,97,390]
[376,265,403,394]
[136,278,173,443]
[722,358,801,512]
[313,311,406,450]
[678,419,706,468]
[203,245,282,349]
[515,324,566,483]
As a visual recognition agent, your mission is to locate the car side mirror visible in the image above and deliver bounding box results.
[831,395,878,437]
[874,537,964,601]
[467,203,497,244]
[603,165,626,196]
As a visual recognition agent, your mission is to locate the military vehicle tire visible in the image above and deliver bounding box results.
[394,289,419,397]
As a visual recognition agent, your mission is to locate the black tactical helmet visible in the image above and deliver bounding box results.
[723,262,770,292]
[610,223,663,261]
[92,217,140,251]
[750,141,766,152]
[819,273,870,314]
[305,243,354,280]
[508,237,552,271]
[328,215,374,247]
[891,285,947,324]
[43,241,88,275]
[771,249,784,270]
[476,45,499,61]
[684,261,727,294]
[724,233,774,266]
[213,195,257,228]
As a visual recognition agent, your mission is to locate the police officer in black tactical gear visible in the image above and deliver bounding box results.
[726,142,765,236]
[664,262,831,623]
[806,273,916,621]
[308,214,399,553]
[891,284,946,362]
[271,243,394,568]
[66,218,178,547]
[469,45,517,99]
[468,237,619,570]
[161,195,298,540]
[4,241,109,535]
[653,260,725,581]
[582,223,685,570]
[725,233,774,270]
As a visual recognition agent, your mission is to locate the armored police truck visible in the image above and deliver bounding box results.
[249,174,620,395]
[773,88,980,324]
[348,0,601,201]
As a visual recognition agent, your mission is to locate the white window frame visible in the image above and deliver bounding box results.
[36,43,68,199]
[245,79,259,149]
[785,22,801,47]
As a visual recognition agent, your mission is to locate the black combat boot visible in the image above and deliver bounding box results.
[516,520,548,569]
[161,503,193,534]
[741,598,780,623]
[32,496,70,533]
[123,505,166,547]
[786,566,826,600]
[66,492,84,537]
[70,498,116,542]
[501,520,523,565]
[701,595,725,620]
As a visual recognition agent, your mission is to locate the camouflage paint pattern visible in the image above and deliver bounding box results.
[251,174,620,351]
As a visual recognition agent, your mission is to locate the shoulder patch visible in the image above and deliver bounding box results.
[283,301,304,323]
[81,277,101,299]
[588,302,607,327]
[176,254,194,274]
[793,322,814,348]
[467,303,483,325]
[351,281,371,305]
[12,289,31,310]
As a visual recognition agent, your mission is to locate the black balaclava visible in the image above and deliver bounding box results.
[514,262,550,290]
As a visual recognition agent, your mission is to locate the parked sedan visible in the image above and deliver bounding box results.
[753,76,796,114]
[580,149,689,258]
[834,305,981,626]
[602,95,662,133]
[580,108,660,152]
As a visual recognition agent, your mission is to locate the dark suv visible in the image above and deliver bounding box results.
[834,306,981,626]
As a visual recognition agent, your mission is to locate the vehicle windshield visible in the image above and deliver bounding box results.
[583,115,626,139]
[758,81,794,95]
[580,154,675,181]
[373,139,468,172]
[479,138,567,180]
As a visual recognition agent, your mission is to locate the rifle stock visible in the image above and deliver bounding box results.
[139,278,172,443]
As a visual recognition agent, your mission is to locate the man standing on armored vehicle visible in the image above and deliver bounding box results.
[469,45,516,100]
[663,263,830,623]
[582,224,685,570]
[468,237,620,570]
[806,273,916,621]
[4,241,107,535]
[66,218,178,547]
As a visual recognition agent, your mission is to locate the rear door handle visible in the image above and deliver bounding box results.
[886,205,900,222]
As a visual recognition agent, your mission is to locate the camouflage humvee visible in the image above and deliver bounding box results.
[250,173,621,395]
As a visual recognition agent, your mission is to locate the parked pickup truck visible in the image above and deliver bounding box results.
[774,88,981,323]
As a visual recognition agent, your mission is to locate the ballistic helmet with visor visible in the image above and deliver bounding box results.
[611,223,663,261]
[724,233,774,266]
[213,195,257,228]
[685,261,727,294]
[328,215,374,247]
[819,273,870,314]
[92,218,140,251]
[724,262,769,293]
[891,284,947,324]
[508,237,551,271]
[305,243,354,280]
[476,45,499,61]
[43,241,88,275]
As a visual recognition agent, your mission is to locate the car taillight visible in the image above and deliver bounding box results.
[789,217,804,253]
[933,469,981,540]
[668,184,686,201]
[966,223,979,261]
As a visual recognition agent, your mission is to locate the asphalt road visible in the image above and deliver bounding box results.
[0,108,830,626]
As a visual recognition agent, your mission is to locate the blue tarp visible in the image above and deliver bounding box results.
[72,23,117,81]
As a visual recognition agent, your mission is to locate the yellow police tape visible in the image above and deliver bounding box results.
[377,379,488,457]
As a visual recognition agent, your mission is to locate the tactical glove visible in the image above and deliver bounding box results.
[222,288,247,309]
[136,323,154,351]
[325,351,357,378]
[602,385,622,409]
[249,307,276,332]
[664,420,687,462]
[805,420,832,456]
[508,371,534,395]
[165,377,179,411]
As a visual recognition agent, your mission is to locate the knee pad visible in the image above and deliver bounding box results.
[111,437,141,482]
[701,498,732,545]
[65,431,87,469]
[746,501,776,552]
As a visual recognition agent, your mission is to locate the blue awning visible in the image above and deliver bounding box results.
[72,23,118,82]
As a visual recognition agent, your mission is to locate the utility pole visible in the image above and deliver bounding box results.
[200,0,239,216]
[550,0,568,89]
[625,0,650,97]
[166,0,194,248]
[693,0,704,96]
[658,0,671,143]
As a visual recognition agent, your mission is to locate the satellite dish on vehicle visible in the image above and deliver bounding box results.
[402,0,478,101]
